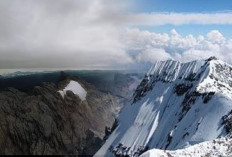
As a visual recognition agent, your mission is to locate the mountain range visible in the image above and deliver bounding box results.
[0,71,140,155]
[1,57,232,156]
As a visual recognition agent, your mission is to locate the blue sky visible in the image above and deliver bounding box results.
[132,0,232,13]
[130,0,232,38]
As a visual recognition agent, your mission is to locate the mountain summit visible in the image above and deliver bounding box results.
[96,57,232,157]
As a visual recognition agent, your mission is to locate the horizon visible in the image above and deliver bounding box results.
[0,55,225,76]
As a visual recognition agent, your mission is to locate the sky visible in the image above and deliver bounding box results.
[133,0,232,13]
[133,0,232,38]
[1,0,232,71]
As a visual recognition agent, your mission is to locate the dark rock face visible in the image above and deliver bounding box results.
[175,84,193,96]
[133,75,151,103]
[206,56,218,62]
[178,91,215,122]
[0,74,123,155]
[222,110,232,133]
[202,92,215,104]
[110,142,148,157]
[184,73,197,81]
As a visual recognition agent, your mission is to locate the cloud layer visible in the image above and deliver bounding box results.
[122,28,232,64]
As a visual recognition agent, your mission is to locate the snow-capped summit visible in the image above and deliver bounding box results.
[95,57,232,157]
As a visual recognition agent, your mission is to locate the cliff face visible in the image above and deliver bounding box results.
[0,72,124,155]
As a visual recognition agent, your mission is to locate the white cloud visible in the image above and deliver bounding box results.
[122,28,232,64]
[136,48,172,63]
[207,30,225,44]
[170,29,179,36]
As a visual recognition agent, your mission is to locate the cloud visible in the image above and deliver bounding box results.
[136,48,172,63]
[207,30,225,44]
[122,28,232,64]
[0,0,132,69]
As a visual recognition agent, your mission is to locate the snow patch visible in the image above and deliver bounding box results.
[58,80,87,101]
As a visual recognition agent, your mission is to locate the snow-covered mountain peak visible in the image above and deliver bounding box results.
[95,57,232,157]
[134,57,232,102]
[146,56,227,84]
[197,58,232,99]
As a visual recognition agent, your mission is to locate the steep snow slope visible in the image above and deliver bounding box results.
[140,137,232,157]
[95,57,232,157]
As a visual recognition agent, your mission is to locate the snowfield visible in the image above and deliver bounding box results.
[58,80,87,101]
[95,57,232,157]
[140,138,232,157]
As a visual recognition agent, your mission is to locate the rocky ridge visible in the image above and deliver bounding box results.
[0,72,123,155]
